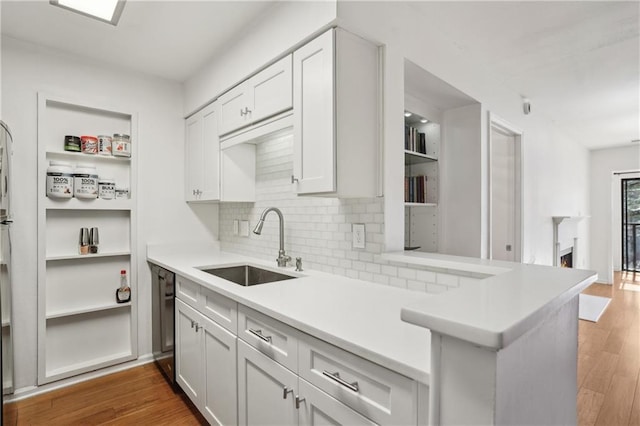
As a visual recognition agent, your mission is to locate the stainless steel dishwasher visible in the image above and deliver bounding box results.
[151,264,175,387]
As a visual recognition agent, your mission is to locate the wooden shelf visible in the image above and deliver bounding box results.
[46,252,131,262]
[404,150,437,165]
[46,302,131,320]
[44,197,132,211]
[46,150,131,162]
[405,202,437,207]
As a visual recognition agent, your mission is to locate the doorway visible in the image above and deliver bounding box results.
[622,177,640,272]
[489,114,523,262]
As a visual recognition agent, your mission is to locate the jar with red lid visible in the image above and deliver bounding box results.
[81,135,98,154]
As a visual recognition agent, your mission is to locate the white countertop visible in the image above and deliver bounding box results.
[147,243,433,384]
[394,251,597,349]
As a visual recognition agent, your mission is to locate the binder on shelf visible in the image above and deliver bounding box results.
[404,175,428,203]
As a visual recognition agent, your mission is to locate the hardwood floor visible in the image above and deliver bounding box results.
[5,271,640,425]
[4,363,206,425]
[579,271,640,426]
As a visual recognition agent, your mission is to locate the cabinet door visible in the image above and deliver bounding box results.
[175,299,203,404]
[249,55,293,124]
[199,104,220,201]
[298,379,378,426]
[185,103,220,202]
[201,314,238,426]
[218,83,250,136]
[292,29,336,194]
[185,113,203,202]
[237,339,298,426]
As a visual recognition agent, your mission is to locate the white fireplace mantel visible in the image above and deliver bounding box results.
[552,216,588,267]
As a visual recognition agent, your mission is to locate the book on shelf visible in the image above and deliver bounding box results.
[404,175,428,203]
[404,125,427,154]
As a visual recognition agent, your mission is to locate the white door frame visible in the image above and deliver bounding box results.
[488,112,524,262]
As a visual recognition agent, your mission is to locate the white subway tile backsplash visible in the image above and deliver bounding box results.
[219,133,488,296]
[437,273,459,287]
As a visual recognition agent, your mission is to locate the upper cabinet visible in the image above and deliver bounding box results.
[185,102,219,202]
[292,28,380,198]
[218,55,293,137]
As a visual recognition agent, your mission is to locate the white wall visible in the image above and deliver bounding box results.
[1,36,218,390]
[184,1,337,116]
[337,2,591,266]
[590,145,640,284]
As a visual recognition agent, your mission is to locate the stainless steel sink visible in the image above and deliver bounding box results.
[200,265,296,287]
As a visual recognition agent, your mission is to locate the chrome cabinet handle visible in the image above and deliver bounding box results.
[283,386,293,399]
[295,395,305,409]
[248,328,272,343]
[240,108,246,116]
[291,175,299,184]
[190,320,195,328]
[322,370,360,392]
[244,107,251,115]
[195,323,201,332]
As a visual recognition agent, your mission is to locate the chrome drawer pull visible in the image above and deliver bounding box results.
[322,370,360,392]
[283,386,293,399]
[295,395,305,409]
[248,328,272,343]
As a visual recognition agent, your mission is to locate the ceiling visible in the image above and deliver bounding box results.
[1,1,638,150]
[0,0,277,82]
[409,1,639,150]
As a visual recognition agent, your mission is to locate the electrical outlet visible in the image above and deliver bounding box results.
[233,220,239,236]
[352,223,365,249]
[240,220,249,237]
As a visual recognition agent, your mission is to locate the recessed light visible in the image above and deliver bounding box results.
[404,112,412,117]
[50,0,126,26]
[420,119,428,124]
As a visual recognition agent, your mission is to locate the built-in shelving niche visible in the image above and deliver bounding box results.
[37,93,138,385]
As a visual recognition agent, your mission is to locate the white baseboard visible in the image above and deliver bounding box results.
[6,354,156,403]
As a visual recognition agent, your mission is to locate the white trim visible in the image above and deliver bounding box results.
[488,112,524,262]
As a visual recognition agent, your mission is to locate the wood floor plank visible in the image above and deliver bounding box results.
[630,371,640,426]
[595,374,637,426]
[578,387,605,426]
[583,351,620,393]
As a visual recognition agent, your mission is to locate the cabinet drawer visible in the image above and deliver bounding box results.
[200,285,238,334]
[299,334,417,426]
[238,305,298,372]
[298,378,377,425]
[176,275,199,309]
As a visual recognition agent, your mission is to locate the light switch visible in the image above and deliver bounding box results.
[240,220,250,237]
[233,220,239,236]
[352,223,365,249]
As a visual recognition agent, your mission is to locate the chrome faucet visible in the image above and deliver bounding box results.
[253,207,291,267]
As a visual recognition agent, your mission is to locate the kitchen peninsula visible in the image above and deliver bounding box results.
[148,242,596,425]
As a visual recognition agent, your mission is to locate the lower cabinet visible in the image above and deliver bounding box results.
[176,299,237,426]
[237,339,298,426]
[175,279,422,426]
[298,378,377,426]
[237,339,375,426]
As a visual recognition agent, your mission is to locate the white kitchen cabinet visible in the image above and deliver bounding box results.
[292,28,380,197]
[218,55,293,137]
[237,339,298,426]
[36,93,137,385]
[175,299,203,403]
[176,299,238,426]
[298,378,377,426]
[185,102,220,202]
[174,277,421,426]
